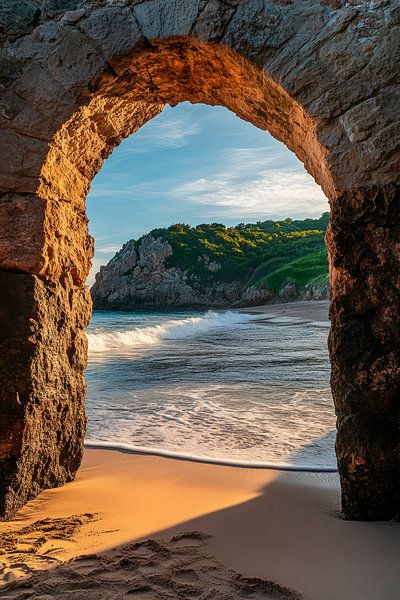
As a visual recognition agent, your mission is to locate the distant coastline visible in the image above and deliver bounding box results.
[91,214,329,311]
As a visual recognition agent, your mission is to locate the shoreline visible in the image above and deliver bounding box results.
[87,299,333,475]
[237,299,329,322]
[2,301,397,599]
[92,299,330,321]
[1,448,399,600]
[84,439,338,472]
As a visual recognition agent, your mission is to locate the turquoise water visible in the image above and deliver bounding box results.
[86,309,336,468]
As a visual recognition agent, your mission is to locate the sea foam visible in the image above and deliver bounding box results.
[88,311,253,353]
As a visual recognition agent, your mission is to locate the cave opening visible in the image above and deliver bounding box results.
[84,100,333,472]
[0,18,398,523]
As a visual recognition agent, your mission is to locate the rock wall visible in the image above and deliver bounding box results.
[327,183,400,520]
[91,236,260,310]
[0,271,91,518]
[0,0,398,520]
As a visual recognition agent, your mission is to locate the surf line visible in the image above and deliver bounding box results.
[84,440,338,473]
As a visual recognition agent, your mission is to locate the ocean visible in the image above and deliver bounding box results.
[86,308,336,469]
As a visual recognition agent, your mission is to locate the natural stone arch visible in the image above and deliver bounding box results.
[0,0,399,521]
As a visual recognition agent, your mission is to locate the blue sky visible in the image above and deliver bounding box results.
[87,102,328,284]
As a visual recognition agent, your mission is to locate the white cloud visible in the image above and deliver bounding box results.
[226,147,287,171]
[88,112,328,224]
[110,115,200,163]
[151,118,200,148]
[173,178,218,194]
[96,245,121,253]
[168,146,328,218]
[171,170,327,217]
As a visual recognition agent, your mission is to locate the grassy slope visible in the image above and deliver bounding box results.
[140,213,329,294]
[260,252,329,291]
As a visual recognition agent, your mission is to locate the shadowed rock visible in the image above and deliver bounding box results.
[0,271,90,518]
[0,0,399,520]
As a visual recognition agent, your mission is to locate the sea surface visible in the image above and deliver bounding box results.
[86,309,336,469]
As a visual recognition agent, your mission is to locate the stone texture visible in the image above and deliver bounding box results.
[0,1,397,194]
[0,0,398,520]
[133,0,202,38]
[0,1,40,38]
[46,25,107,91]
[0,131,48,193]
[0,271,91,519]
[0,194,93,285]
[327,183,400,520]
[92,236,245,309]
[79,6,142,61]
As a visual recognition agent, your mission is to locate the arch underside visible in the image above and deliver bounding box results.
[0,0,399,521]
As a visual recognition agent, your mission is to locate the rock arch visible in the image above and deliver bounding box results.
[0,0,399,521]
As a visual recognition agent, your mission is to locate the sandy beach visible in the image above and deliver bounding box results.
[1,302,398,599]
[1,447,399,600]
[238,299,329,323]
[1,0,398,596]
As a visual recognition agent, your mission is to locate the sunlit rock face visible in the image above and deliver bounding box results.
[91,237,208,310]
[90,235,325,310]
[91,235,264,309]
[0,0,399,519]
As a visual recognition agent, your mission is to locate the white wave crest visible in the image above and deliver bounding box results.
[88,311,252,353]
[84,440,338,473]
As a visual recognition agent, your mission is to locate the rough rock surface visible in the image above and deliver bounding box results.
[0,271,91,519]
[91,235,326,310]
[0,0,398,520]
[327,183,400,520]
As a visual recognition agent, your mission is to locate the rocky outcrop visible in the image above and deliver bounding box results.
[0,0,398,520]
[92,236,202,309]
[91,235,326,310]
[91,236,254,309]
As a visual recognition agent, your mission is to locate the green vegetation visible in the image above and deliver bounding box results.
[142,213,329,294]
[261,252,329,291]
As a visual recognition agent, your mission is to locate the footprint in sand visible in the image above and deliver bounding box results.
[173,568,200,583]
[0,529,302,600]
[169,530,212,548]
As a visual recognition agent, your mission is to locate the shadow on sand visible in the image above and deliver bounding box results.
[1,434,399,600]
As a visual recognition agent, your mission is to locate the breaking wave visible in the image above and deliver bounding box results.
[88,311,254,353]
[86,304,335,467]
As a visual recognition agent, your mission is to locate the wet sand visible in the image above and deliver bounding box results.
[238,300,329,323]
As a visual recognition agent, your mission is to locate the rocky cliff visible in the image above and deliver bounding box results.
[91,234,328,310]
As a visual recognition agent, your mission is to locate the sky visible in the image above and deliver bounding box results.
[87,102,329,284]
